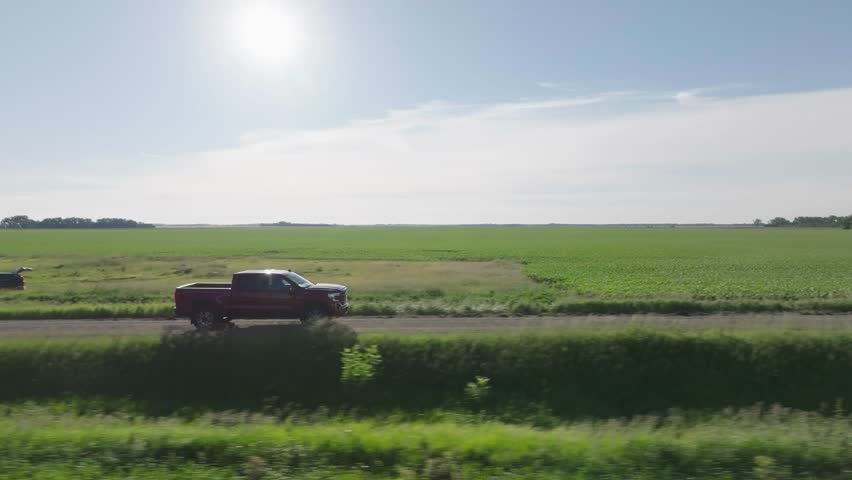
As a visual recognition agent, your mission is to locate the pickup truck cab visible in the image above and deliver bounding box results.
[175,269,349,329]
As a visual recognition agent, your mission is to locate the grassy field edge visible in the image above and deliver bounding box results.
[1,298,851,320]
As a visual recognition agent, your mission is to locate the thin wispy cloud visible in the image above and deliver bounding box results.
[674,84,751,106]
[536,81,561,89]
[535,81,581,92]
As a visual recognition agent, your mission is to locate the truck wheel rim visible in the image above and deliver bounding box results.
[198,311,215,328]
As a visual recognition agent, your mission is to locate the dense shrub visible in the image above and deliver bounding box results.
[0,324,355,410]
[361,332,852,416]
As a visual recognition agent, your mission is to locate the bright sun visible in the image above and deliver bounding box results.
[232,2,307,67]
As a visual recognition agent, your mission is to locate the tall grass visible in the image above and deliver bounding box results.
[1,407,851,479]
[0,304,173,319]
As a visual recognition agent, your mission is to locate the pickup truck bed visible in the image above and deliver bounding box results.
[177,282,231,289]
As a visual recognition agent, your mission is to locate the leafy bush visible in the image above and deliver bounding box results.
[341,344,382,385]
[754,455,791,480]
[464,376,491,404]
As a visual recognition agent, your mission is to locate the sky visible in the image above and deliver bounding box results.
[1,0,851,224]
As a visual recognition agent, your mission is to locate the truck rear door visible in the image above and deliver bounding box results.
[229,274,268,317]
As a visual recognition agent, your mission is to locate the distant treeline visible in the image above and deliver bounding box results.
[260,221,336,227]
[757,215,852,229]
[0,215,154,229]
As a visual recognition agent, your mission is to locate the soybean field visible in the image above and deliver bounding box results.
[1,226,850,318]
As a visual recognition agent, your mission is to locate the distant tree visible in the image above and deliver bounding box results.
[767,217,791,227]
[1,215,152,229]
[791,216,842,227]
[842,216,852,230]
[95,218,152,228]
[0,215,36,229]
[261,220,334,227]
[753,218,764,227]
[38,217,64,228]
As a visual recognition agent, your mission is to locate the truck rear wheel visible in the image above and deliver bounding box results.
[192,307,223,330]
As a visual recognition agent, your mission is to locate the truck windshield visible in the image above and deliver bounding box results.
[284,272,313,288]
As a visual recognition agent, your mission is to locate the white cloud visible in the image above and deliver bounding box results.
[5,87,852,224]
[674,89,711,106]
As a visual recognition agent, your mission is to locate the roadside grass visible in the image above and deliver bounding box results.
[0,304,174,319]
[2,299,852,320]
[2,405,852,479]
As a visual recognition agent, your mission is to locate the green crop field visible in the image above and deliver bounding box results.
[1,227,851,318]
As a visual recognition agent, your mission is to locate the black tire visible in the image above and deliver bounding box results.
[300,306,326,325]
[192,306,223,330]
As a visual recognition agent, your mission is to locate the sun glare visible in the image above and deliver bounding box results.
[232,2,306,67]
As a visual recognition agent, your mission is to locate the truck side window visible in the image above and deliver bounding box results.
[270,275,293,292]
[236,274,270,290]
[234,275,249,289]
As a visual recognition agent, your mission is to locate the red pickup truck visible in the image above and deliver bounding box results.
[174,269,349,329]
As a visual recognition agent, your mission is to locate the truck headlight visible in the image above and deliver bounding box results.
[328,293,340,301]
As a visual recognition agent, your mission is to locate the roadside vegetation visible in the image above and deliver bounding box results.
[4,327,852,416]
[1,227,851,318]
[3,326,852,478]
[3,405,852,480]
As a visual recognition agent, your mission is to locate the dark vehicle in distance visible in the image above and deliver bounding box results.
[0,267,32,289]
[174,269,349,329]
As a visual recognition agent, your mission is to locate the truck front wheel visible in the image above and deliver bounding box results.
[192,307,223,330]
[300,306,326,325]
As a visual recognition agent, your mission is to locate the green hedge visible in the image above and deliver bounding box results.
[359,331,852,416]
[3,328,852,417]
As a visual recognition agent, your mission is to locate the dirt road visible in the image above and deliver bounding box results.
[1,313,852,338]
